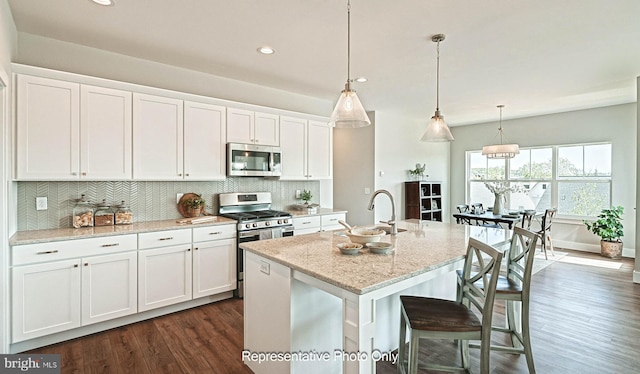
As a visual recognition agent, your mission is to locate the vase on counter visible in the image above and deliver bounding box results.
[493,193,504,215]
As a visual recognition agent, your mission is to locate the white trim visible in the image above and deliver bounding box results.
[633,270,640,284]
[554,239,635,258]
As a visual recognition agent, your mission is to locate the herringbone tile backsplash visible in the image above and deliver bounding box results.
[17,179,319,230]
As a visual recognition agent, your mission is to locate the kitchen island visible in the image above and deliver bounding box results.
[240,220,511,374]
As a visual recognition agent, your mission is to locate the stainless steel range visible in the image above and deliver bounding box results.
[218,192,293,298]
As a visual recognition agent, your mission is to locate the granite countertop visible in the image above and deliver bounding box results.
[284,207,347,217]
[240,220,512,295]
[9,216,237,246]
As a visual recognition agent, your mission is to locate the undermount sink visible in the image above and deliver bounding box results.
[375,226,407,234]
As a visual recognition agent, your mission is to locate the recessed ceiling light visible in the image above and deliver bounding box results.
[257,46,276,55]
[91,0,115,6]
[355,77,368,83]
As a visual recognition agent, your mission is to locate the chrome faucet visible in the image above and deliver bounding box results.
[367,189,398,235]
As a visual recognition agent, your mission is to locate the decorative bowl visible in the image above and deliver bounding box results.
[337,242,363,255]
[345,227,386,244]
[366,242,394,254]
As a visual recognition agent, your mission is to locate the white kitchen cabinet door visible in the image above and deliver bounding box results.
[320,213,346,231]
[227,108,279,146]
[183,101,226,180]
[138,245,192,312]
[226,108,254,144]
[293,216,321,235]
[80,85,132,180]
[307,120,333,180]
[254,112,280,146]
[192,238,236,299]
[16,75,80,180]
[12,259,82,342]
[81,251,137,326]
[279,116,307,180]
[133,93,184,180]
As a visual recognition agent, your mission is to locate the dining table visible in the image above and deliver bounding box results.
[453,211,533,229]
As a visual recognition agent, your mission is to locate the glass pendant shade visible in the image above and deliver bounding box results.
[482,144,520,159]
[421,110,454,142]
[330,83,370,128]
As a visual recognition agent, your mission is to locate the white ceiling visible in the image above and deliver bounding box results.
[7,0,640,125]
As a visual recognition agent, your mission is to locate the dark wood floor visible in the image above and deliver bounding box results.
[28,250,639,373]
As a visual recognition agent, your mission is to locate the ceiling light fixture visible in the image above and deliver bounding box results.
[329,0,370,128]
[257,46,276,55]
[91,0,115,6]
[421,34,454,142]
[482,105,519,159]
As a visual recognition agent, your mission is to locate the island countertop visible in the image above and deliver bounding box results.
[240,220,511,294]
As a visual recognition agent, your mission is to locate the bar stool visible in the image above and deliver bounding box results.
[463,227,540,373]
[398,238,503,374]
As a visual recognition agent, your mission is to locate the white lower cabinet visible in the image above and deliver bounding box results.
[12,259,82,343]
[11,234,138,343]
[193,238,236,298]
[81,251,137,325]
[321,213,346,231]
[293,216,321,235]
[138,245,192,311]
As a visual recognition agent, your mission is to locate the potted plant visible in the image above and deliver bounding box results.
[300,190,313,205]
[182,194,206,217]
[584,205,624,259]
[408,163,427,181]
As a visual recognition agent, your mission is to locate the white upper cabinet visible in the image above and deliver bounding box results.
[279,116,307,179]
[279,117,332,180]
[307,120,333,180]
[132,93,184,180]
[16,75,133,180]
[80,85,132,180]
[16,75,80,180]
[227,108,279,146]
[184,101,226,180]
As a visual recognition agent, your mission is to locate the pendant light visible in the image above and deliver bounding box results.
[421,34,454,142]
[329,0,370,128]
[482,105,519,158]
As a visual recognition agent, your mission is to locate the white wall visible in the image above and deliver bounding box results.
[334,110,450,227]
[450,103,637,258]
[0,0,17,355]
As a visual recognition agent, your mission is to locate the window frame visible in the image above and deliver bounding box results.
[465,142,612,220]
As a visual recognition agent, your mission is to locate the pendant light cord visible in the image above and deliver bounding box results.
[497,105,505,144]
[347,0,351,85]
[435,39,440,111]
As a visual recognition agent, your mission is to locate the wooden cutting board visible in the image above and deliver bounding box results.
[176,216,218,225]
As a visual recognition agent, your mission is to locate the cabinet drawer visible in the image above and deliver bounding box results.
[321,213,345,228]
[193,224,236,242]
[12,234,138,266]
[293,216,321,230]
[138,229,191,249]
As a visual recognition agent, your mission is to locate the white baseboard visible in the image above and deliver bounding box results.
[554,239,635,259]
[634,270,640,284]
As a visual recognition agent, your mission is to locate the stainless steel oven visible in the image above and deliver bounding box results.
[219,192,293,298]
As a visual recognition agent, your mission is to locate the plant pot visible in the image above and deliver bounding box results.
[600,240,622,259]
[183,206,203,218]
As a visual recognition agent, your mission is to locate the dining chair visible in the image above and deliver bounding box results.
[521,210,536,230]
[537,208,557,260]
[464,227,540,373]
[398,238,503,374]
[456,204,472,224]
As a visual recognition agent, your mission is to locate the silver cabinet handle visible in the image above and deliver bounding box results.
[101,243,120,247]
[209,232,222,235]
[302,222,311,225]
[73,264,79,268]
[158,237,174,241]
[37,250,58,255]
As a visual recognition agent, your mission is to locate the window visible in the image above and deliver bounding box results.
[466,143,611,218]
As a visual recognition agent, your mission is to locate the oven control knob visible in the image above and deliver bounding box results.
[283,219,289,224]
[265,221,271,226]
[277,219,282,224]
[245,224,251,229]
[252,223,258,228]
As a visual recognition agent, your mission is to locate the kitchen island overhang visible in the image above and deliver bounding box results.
[241,220,511,374]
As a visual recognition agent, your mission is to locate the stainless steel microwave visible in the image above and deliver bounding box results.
[227,143,282,177]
